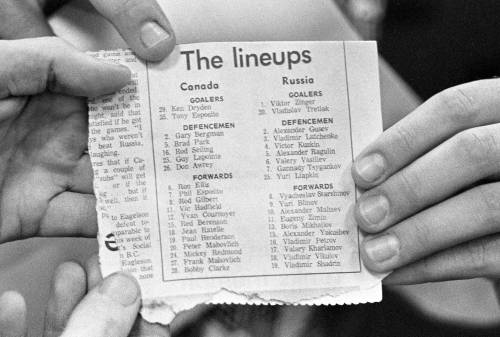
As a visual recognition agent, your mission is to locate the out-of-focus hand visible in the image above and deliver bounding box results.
[0,37,130,243]
[352,79,500,284]
[0,0,175,61]
[0,256,170,336]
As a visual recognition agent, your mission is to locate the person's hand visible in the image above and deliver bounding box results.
[352,79,500,284]
[0,255,170,336]
[0,37,131,243]
[0,0,175,62]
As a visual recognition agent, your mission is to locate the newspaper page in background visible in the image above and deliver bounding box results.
[88,41,383,324]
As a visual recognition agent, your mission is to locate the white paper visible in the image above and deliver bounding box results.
[88,41,383,324]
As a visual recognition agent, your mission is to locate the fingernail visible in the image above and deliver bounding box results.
[355,153,386,183]
[141,22,170,48]
[359,195,389,226]
[364,234,400,263]
[99,273,139,306]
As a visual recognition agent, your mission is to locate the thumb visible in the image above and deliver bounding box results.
[60,272,141,337]
[89,0,176,62]
[0,37,131,99]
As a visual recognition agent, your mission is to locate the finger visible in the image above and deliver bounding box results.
[0,97,27,122]
[361,183,500,273]
[0,291,27,337]
[60,272,141,337]
[130,318,170,337]
[44,262,86,337]
[69,155,93,194]
[0,37,131,99]
[89,0,175,61]
[355,123,500,233]
[0,0,53,39]
[85,254,103,290]
[39,192,97,238]
[352,79,500,189]
[383,234,500,285]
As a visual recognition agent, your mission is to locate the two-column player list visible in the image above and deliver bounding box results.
[147,42,361,281]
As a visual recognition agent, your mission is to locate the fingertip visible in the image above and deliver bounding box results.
[0,291,26,313]
[54,261,85,278]
[353,189,391,234]
[361,234,400,274]
[89,0,176,62]
[0,291,27,336]
[90,61,132,96]
[137,21,176,62]
[53,261,86,297]
[361,247,388,274]
[354,201,372,233]
[45,262,86,335]
[98,272,140,307]
[13,37,133,98]
[352,152,387,189]
[62,272,141,336]
[0,97,27,121]
[138,38,176,63]
[115,64,133,86]
[352,198,379,234]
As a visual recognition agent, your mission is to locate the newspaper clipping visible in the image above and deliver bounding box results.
[88,41,383,324]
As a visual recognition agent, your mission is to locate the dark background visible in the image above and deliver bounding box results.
[380,0,500,99]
